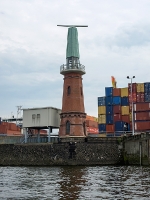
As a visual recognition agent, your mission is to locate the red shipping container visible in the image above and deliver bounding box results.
[0,125,7,134]
[136,92,144,103]
[113,114,121,122]
[128,83,137,93]
[121,115,130,123]
[135,121,150,131]
[134,111,150,121]
[86,120,98,128]
[113,105,121,114]
[113,88,121,96]
[87,126,99,134]
[129,93,137,103]
[134,103,150,111]
[106,124,114,133]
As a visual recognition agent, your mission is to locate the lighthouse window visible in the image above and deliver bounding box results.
[68,86,71,95]
[66,121,70,134]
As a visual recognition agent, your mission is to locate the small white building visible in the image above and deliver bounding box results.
[23,107,61,143]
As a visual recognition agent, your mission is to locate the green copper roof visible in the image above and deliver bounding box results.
[66,27,80,58]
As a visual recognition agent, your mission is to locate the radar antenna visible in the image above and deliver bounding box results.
[57,25,88,27]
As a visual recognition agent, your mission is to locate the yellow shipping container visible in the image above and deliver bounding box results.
[121,88,128,97]
[98,114,106,124]
[121,106,129,115]
[137,83,144,92]
[98,106,106,115]
[95,118,98,122]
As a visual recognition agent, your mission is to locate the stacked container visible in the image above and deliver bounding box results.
[98,96,106,132]
[86,115,98,134]
[98,81,150,136]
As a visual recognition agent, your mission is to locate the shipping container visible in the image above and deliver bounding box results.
[106,124,114,133]
[121,88,128,97]
[115,121,130,131]
[106,115,113,124]
[98,124,106,132]
[121,115,130,123]
[98,114,106,124]
[106,106,113,115]
[105,87,113,97]
[134,111,150,121]
[113,88,121,96]
[144,93,150,102]
[98,97,105,106]
[121,97,129,106]
[135,121,150,131]
[121,106,129,115]
[113,96,121,105]
[113,114,121,122]
[105,96,113,105]
[136,92,144,102]
[129,93,137,103]
[134,103,150,111]
[98,106,106,114]
[0,125,7,134]
[144,82,150,93]
[137,83,144,93]
[87,126,99,134]
[128,83,137,93]
[113,105,121,114]
[86,120,98,128]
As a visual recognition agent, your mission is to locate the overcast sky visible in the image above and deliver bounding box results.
[0,0,150,119]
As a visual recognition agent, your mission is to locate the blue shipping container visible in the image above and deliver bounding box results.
[106,115,113,124]
[105,87,113,97]
[106,106,113,115]
[113,96,121,105]
[144,82,150,93]
[98,97,105,106]
[105,96,113,105]
[98,124,106,132]
[144,93,150,102]
[115,121,130,131]
[121,97,129,106]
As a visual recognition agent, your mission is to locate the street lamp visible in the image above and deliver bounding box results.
[127,76,135,135]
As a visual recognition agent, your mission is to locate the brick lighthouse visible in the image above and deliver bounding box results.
[58,25,87,138]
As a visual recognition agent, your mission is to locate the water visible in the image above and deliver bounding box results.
[0,166,150,200]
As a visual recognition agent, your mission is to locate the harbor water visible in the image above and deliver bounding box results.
[0,166,150,199]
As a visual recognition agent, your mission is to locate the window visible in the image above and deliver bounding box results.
[68,86,71,95]
[66,121,70,134]
[32,114,36,119]
[37,114,40,118]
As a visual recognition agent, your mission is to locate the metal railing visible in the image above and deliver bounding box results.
[60,63,85,74]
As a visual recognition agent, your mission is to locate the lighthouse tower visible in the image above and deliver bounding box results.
[58,25,87,138]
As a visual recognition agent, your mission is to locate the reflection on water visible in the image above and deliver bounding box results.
[0,166,150,199]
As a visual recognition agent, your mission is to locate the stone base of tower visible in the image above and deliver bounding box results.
[59,112,87,137]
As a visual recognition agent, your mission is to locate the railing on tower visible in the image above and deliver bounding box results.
[60,63,86,74]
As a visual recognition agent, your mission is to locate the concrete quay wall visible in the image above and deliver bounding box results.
[123,133,150,165]
[0,137,123,166]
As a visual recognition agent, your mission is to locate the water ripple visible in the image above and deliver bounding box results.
[0,166,150,199]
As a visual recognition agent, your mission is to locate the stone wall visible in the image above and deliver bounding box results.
[0,137,123,166]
